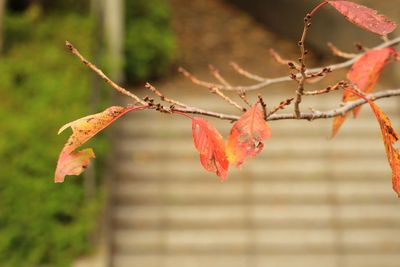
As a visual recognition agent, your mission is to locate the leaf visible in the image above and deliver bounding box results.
[347,89,400,196]
[345,47,395,117]
[192,117,229,180]
[331,113,348,138]
[328,1,397,35]
[331,48,395,137]
[226,103,271,167]
[55,105,147,183]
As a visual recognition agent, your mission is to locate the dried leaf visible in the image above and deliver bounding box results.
[55,105,147,183]
[328,1,397,35]
[331,48,395,137]
[226,103,271,167]
[192,117,229,180]
[347,89,400,196]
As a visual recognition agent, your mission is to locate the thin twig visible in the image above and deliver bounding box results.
[65,41,147,106]
[238,90,252,107]
[327,42,358,59]
[144,82,188,108]
[209,86,246,112]
[304,81,347,96]
[269,48,300,69]
[230,62,266,82]
[209,64,231,87]
[178,67,217,88]
[267,97,295,117]
[257,95,268,120]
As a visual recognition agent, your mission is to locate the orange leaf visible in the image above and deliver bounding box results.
[347,89,400,196]
[226,103,271,167]
[55,105,147,183]
[192,117,229,180]
[332,48,395,137]
[331,113,348,138]
[328,1,397,35]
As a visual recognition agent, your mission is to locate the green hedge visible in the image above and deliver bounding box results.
[124,0,176,83]
[0,10,104,267]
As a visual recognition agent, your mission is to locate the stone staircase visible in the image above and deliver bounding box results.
[108,90,400,267]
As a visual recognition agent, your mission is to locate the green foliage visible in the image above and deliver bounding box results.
[124,0,176,83]
[0,10,104,267]
[7,0,89,14]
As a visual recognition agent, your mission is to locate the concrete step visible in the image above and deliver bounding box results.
[112,180,395,205]
[113,158,392,181]
[112,228,400,254]
[112,204,400,230]
[111,253,400,267]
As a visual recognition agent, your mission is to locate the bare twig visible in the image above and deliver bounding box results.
[145,82,188,108]
[266,97,294,118]
[209,64,231,87]
[178,67,217,88]
[269,48,300,69]
[65,41,147,106]
[304,80,347,95]
[230,62,266,82]
[238,90,252,107]
[257,95,268,119]
[327,42,358,59]
[209,86,246,112]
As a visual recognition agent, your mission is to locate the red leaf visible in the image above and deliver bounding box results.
[226,103,271,167]
[331,48,395,137]
[328,1,397,35]
[192,117,229,180]
[55,105,147,183]
[347,89,400,196]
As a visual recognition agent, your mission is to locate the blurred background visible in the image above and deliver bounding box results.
[1,0,400,267]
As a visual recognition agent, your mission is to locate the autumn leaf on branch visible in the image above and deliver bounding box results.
[347,89,400,196]
[192,117,229,180]
[55,105,148,183]
[226,103,271,167]
[332,47,396,137]
[327,1,397,35]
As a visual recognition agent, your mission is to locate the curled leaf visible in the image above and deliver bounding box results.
[328,1,397,35]
[55,105,147,183]
[331,48,395,137]
[347,89,400,196]
[226,103,271,167]
[192,117,229,180]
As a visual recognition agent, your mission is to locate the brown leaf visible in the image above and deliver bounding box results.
[192,117,229,180]
[347,89,400,196]
[226,103,271,167]
[55,105,147,183]
[328,1,397,35]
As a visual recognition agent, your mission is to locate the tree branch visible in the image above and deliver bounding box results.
[65,41,147,105]
[170,89,400,122]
